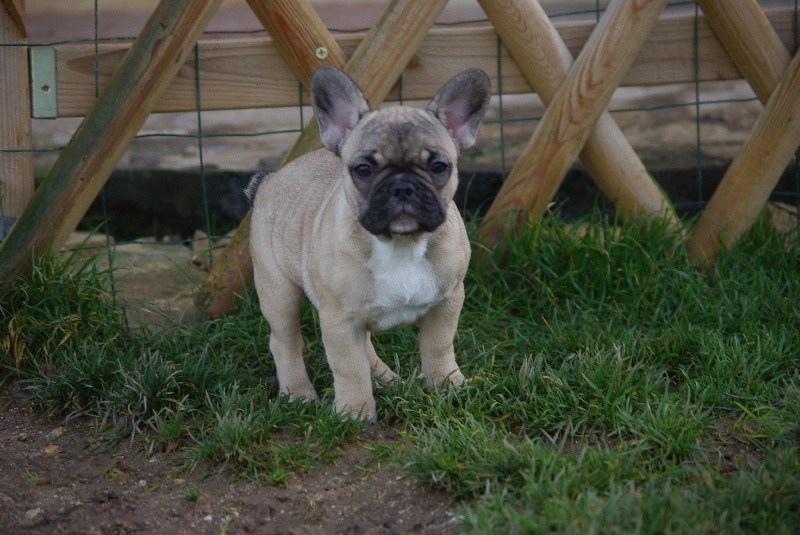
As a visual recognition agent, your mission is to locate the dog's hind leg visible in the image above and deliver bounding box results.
[256,273,318,402]
[365,333,399,385]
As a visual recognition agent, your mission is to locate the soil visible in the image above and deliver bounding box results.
[0,383,459,535]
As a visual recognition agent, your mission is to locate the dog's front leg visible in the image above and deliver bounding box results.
[319,312,377,422]
[418,281,467,388]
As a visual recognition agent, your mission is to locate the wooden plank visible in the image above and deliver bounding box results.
[477,0,680,237]
[479,0,670,246]
[52,7,800,117]
[0,0,34,234]
[687,49,800,263]
[0,0,223,296]
[1,0,25,37]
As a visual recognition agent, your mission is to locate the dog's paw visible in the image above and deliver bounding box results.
[371,366,399,386]
[424,368,466,390]
[369,355,399,385]
[335,396,377,424]
[284,385,320,403]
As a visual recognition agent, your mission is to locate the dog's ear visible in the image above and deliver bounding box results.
[427,69,491,151]
[310,66,370,155]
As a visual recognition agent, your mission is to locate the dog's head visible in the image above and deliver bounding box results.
[310,66,490,236]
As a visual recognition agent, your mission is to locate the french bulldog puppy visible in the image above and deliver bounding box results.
[246,65,490,422]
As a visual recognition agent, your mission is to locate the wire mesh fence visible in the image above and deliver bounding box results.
[1,1,799,297]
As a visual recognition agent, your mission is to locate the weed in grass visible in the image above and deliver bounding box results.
[1,250,129,375]
[22,469,42,487]
[114,350,185,431]
[219,506,240,534]
[191,384,293,484]
[142,405,187,454]
[182,483,205,502]
[400,414,536,498]
[20,343,120,419]
[625,395,708,464]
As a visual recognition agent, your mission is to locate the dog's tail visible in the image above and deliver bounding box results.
[244,171,269,206]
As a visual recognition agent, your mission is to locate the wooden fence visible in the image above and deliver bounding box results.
[0,0,798,318]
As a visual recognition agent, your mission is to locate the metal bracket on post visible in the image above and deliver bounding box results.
[30,47,57,119]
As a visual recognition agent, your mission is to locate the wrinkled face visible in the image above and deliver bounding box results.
[340,106,460,236]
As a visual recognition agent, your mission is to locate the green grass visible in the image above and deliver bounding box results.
[2,211,799,533]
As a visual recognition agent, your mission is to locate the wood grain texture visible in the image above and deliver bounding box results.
[697,0,800,179]
[345,0,448,108]
[479,0,670,246]
[1,0,25,36]
[52,7,800,117]
[246,0,346,83]
[686,51,800,263]
[0,0,224,296]
[697,0,791,105]
[478,0,679,240]
[0,1,33,221]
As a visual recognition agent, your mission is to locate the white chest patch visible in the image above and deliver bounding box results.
[366,234,439,331]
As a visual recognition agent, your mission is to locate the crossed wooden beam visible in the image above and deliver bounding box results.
[0,0,798,318]
[688,0,800,260]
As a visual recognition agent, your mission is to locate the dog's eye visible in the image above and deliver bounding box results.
[430,160,449,174]
[352,163,374,179]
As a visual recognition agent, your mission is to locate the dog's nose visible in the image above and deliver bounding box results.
[388,181,416,201]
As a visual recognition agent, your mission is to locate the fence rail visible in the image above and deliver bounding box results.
[50,7,800,116]
[0,0,798,317]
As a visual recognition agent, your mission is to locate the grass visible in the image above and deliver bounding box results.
[1,211,799,533]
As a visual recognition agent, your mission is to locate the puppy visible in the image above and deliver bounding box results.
[246,65,490,422]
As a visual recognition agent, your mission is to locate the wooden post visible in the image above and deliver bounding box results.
[687,0,798,263]
[196,0,450,318]
[0,0,223,297]
[686,49,800,263]
[282,0,452,165]
[196,0,347,318]
[477,0,680,237]
[0,0,33,240]
[478,0,670,247]
[696,0,791,106]
[246,0,347,83]
[697,0,799,159]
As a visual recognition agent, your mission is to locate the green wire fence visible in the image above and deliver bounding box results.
[1,1,798,298]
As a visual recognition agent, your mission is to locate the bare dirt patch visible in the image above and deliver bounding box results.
[0,383,459,534]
